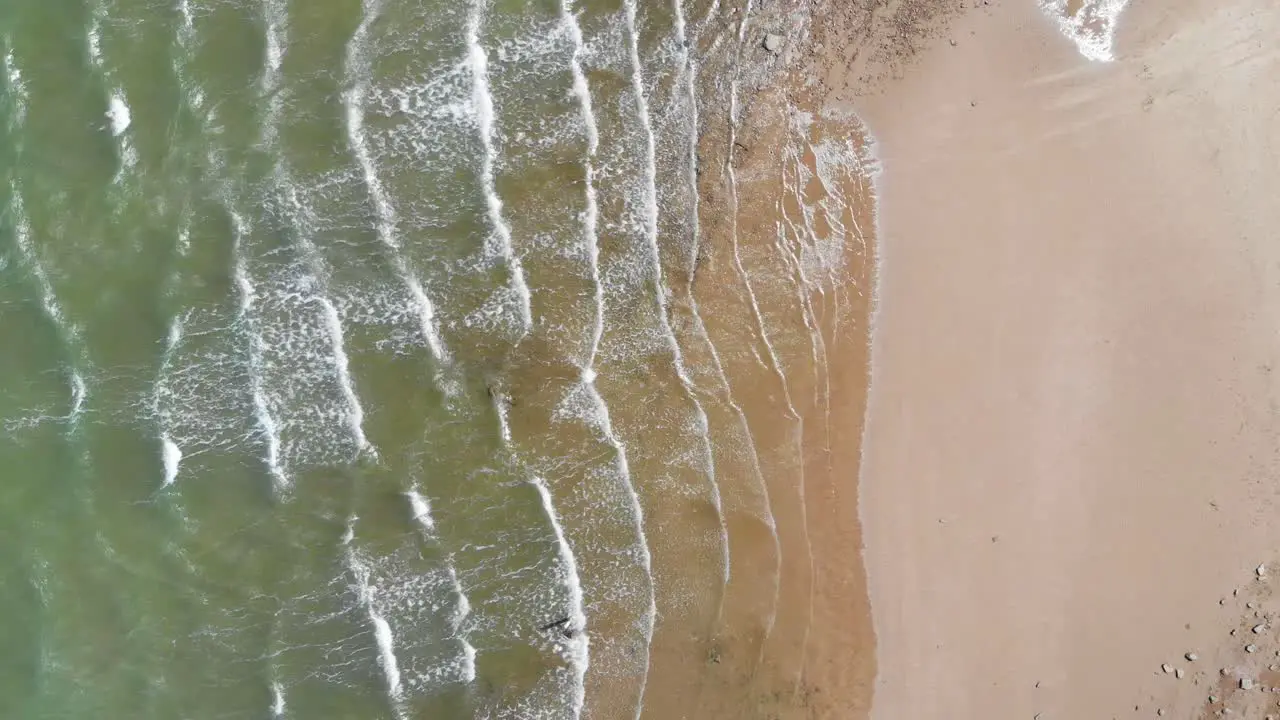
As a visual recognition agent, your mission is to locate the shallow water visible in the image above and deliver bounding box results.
[0,0,872,716]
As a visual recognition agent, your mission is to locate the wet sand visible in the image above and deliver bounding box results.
[843,0,1280,717]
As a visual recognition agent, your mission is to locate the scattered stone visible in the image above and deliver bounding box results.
[1249,644,1259,653]
[1243,678,1256,690]
[949,38,957,46]
[1176,668,1186,679]
[1163,663,1175,674]
[1209,695,1218,703]
[1188,652,1200,661]
[1256,624,1268,634]
[1259,564,1268,578]
[1232,629,1238,636]
[1157,710,1165,717]
[762,33,783,54]
[1223,668,1232,677]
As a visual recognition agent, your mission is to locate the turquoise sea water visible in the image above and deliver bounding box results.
[0,0,872,715]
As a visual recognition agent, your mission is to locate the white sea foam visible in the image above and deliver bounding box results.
[532,475,588,716]
[466,1,534,336]
[269,681,285,718]
[3,47,25,125]
[460,639,477,683]
[107,94,131,136]
[318,296,372,455]
[1039,0,1129,62]
[405,490,435,531]
[372,614,402,697]
[161,436,183,487]
[87,19,102,67]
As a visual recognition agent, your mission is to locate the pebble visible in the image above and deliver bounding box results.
[1162,663,1174,674]
[763,33,783,53]
[1249,644,1260,653]
[1188,652,1200,661]
[1243,678,1256,690]
[1176,668,1185,679]
[1271,664,1279,671]
[1157,710,1165,717]
[1256,624,1268,634]
[1259,564,1268,578]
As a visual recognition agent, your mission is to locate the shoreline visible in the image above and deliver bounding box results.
[672,0,884,716]
[847,0,1280,717]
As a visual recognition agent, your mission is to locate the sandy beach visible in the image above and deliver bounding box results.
[839,0,1280,717]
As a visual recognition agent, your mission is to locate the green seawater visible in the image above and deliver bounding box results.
[0,0,842,715]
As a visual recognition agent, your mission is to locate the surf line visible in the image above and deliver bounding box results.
[623,0,730,704]
[342,0,449,366]
[465,0,534,338]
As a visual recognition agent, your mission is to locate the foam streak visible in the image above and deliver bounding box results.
[342,0,449,364]
[624,2,729,687]
[466,1,534,336]
[726,0,813,671]
[533,474,588,716]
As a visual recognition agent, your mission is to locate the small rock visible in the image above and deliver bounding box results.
[1243,678,1256,690]
[1259,564,1268,578]
[1157,710,1165,717]
[1232,629,1239,636]
[1176,668,1185,679]
[949,39,957,46]
[1187,652,1200,661]
[1209,695,1218,703]
[1256,624,1268,634]
[762,33,783,54]
[1162,663,1174,674]
[1248,644,1259,653]
[1271,664,1279,671]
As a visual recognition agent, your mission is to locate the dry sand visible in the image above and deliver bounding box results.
[841,0,1280,717]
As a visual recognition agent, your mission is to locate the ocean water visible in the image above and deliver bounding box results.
[0,0,875,716]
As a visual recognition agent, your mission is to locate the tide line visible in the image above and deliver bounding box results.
[563,3,654,717]
[726,0,813,673]
[466,0,534,337]
[624,0,729,676]
[533,474,588,716]
[673,0,782,630]
[342,0,449,365]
